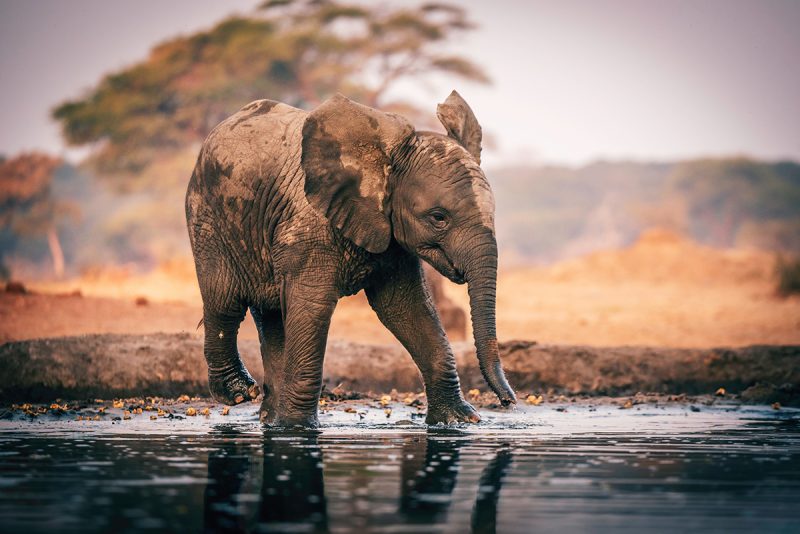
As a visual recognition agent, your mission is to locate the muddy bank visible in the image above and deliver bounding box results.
[0,333,797,404]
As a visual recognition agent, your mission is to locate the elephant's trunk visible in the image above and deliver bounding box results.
[463,236,517,405]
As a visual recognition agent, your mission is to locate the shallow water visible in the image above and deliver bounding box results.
[1,404,799,533]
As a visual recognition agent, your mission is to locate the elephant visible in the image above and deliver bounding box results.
[185,90,516,427]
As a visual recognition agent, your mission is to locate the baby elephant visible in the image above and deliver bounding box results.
[186,90,516,427]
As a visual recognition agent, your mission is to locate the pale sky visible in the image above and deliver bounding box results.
[1,0,798,167]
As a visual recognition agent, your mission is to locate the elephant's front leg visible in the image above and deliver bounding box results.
[262,277,337,428]
[366,253,479,424]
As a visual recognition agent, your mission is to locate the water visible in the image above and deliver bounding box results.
[1,403,799,533]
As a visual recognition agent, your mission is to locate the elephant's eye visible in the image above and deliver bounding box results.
[427,210,449,230]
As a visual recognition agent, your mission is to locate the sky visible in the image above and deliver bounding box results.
[1,0,798,167]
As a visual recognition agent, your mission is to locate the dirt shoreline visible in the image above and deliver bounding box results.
[1,333,797,405]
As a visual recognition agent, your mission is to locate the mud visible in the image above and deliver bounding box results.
[1,333,798,405]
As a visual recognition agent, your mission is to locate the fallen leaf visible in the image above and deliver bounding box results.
[200,407,210,416]
[186,407,197,416]
[715,387,726,397]
[122,410,131,420]
[150,415,157,420]
[112,400,124,409]
[468,389,480,399]
[177,395,191,403]
[221,407,230,416]
[525,395,543,406]
[380,394,392,406]
[384,408,392,418]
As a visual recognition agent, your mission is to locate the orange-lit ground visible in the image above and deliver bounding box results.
[5,230,798,348]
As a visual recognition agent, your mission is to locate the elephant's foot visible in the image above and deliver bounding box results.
[259,391,319,428]
[208,365,260,405]
[260,408,319,429]
[426,397,481,425]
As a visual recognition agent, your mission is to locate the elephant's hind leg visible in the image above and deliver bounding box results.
[251,307,285,422]
[203,300,260,405]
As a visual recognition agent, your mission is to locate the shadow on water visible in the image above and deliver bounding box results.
[1,410,799,532]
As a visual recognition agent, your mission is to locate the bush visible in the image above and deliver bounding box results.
[775,256,800,296]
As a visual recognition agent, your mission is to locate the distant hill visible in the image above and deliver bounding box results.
[489,158,800,262]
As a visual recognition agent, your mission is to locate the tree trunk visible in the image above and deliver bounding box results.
[47,227,65,278]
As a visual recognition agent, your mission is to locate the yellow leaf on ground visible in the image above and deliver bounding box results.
[525,395,543,406]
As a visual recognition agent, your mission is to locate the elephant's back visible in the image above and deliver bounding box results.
[201,100,308,189]
[186,99,312,290]
[188,99,310,220]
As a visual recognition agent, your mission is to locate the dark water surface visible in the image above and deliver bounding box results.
[1,404,799,533]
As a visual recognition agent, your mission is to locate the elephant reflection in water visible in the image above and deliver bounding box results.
[203,429,328,533]
[203,430,510,533]
[203,433,253,533]
[471,446,513,534]
[258,432,327,531]
[399,434,513,533]
[400,435,462,524]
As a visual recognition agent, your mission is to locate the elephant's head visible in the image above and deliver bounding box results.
[302,91,516,405]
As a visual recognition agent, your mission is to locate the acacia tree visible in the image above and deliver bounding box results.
[0,153,77,278]
[53,0,488,186]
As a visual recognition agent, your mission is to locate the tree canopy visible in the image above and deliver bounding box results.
[52,0,488,183]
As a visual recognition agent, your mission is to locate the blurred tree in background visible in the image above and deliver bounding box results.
[0,153,79,278]
[42,0,489,273]
[53,0,488,186]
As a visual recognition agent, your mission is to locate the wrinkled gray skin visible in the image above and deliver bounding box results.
[186,91,516,427]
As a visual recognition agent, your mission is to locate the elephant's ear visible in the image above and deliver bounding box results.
[436,90,483,164]
[302,93,414,254]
